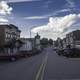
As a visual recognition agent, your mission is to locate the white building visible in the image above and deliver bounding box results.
[20,33,41,52]
[20,38,33,51]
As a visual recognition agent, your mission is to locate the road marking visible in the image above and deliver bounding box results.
[40,53,48,80]
[35,52,48,80]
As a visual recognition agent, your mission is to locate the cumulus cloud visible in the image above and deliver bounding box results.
[31,14,80,40]
[0,18,8,25]
[0,1,12,15]
[0,1,12,24]
[0,18,8,22]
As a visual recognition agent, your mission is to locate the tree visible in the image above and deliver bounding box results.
[48,39,53,45]
[54,41,58,47]
[40,38,49,47]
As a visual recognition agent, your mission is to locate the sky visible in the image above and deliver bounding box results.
[0,0,80,40]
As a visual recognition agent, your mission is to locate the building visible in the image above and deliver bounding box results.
[20,33,41,52]
[62,38,66,49]
[54,30,80,49]
[66,30,80,48]
[0,24,21,47]
[56,38,63,49]
[0,24,21,54]
[20,38,34,51]
[34,33,41,50]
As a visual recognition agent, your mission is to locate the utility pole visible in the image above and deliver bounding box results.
[30,27,32,38]
[30,28,31,38]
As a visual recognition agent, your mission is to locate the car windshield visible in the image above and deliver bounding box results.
[0,0,80,80]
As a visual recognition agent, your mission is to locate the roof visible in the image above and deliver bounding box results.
[0,24,21,32]
[66,30,80,36]
[20,38,35,43]
[9,24,18,29]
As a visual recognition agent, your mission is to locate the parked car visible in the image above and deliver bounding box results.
[53,47,58,51]
[56,49,64,56]
[63,48,71,56]
[63,48,80,57]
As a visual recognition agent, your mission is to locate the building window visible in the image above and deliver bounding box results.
[6,33,8,38]
[8,34,10,38]
[6,33,11,39]
[10,35,12,38]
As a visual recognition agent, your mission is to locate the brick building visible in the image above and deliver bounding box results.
[0,24,21,47]
[0,24,21,54]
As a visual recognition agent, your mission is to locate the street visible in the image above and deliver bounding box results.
[0,47,80,80]
[44,47,80,80]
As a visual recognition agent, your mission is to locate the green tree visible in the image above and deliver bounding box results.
[40,38,49,47]
[48,39,53,45]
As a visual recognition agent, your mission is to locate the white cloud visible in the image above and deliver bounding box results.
[0,1,12,24]
[0,18,8,22]
[23,8,73,21]
[31,14,80,40]
[6,0,40,3]
[52,8,71,16]
[66,0,75,8]
[24,9,71,20]
[0,17,8,25]
[0,1,12,15]
[24,15,49,20]
[58,9,71,13]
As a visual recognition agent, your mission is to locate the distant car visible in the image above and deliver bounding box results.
[56,49,64,56]
[57,48,72,56]
[54,47,80,57]
[53,47,58,51]
[63,48,71,56]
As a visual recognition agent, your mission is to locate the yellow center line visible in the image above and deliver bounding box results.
[35,52,48,80]
[41,54,48,80]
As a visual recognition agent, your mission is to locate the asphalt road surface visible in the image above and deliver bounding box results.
[0,47,80,80]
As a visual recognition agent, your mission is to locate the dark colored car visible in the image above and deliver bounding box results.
[63,48,80,57]
[56,49,64,56]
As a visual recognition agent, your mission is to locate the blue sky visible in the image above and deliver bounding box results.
[0,0,80,40]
